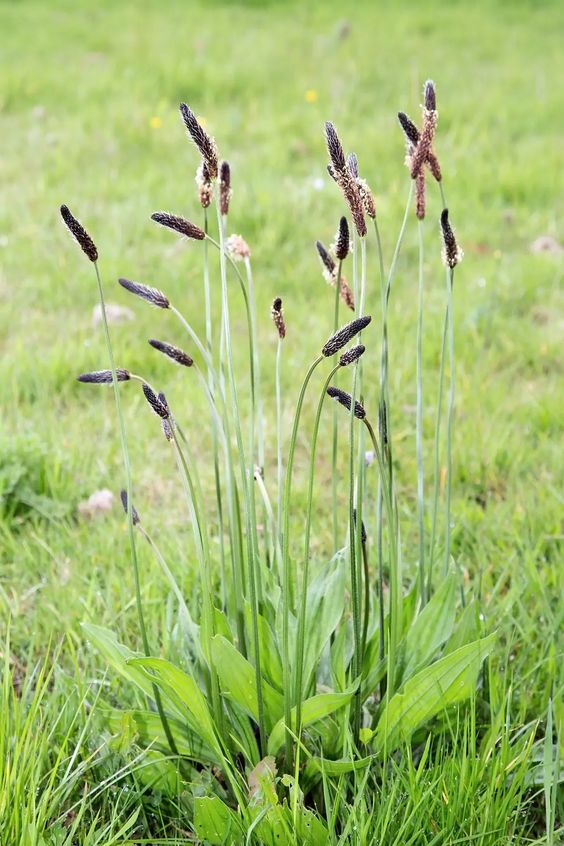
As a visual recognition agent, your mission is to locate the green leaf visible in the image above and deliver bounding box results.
[245,605,283,691]
[210,635,284,729]
[104,708,217,764]
[376,633,496,751]
[128,656,220,754]
[267,686,356,756]
[302,557,346,690]
[401,572,457,682]
[82,624,154,700]
[194,796,243,845]
[443,599,480,656]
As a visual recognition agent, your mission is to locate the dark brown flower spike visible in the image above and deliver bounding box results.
[179,103,218,179]
[347,152,359,179]
[322,315,371,357]
[410,82,439,180]
[118,277,170,309]
[271,297,286,339]
[397,112,420,149]
[77,369,130,384]
[151,212,205,241]
[339,344,365,367]
[398,112,442,182]
[424,79,436,112]
[415,170,426,220]
[120,489,140,525]
[334,216,350,261]
[316,240,336,279]
[325,121,347,172]
[149,339,193,367]
[440,208,463,268]
[219,160,232,216]
[316,239,355,311]
[324,122,366,237]
[60,205,98,262]
[142,383,169,419]
[327,386,366,419]
[162,419,174,441]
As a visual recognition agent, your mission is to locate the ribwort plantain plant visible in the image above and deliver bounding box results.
[61,83,496,841]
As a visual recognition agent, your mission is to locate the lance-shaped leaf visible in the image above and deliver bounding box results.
[267,685,357,756]
[211,635,284,729]
[376,633,496,751]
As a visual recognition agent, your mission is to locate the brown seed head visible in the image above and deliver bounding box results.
[118,277,170,309]
[151,212,205,240]
[60,205,98,262]
[398,112,442,182]
[316,240,336,280]
[324,125,366,236]
[334,216,350,261]
[196,161,212,209]
[440,208,463,268]
[219,160,232,216]
[162,418,174,441]
[325,121,347,172]
[179,103,218,179]
[77,369,130,384]
[427,151,442,182]
[271,297,286,339]
[120,489,140,525]
[149,339,193,367]
[410,109,438,179]
[338,276,355,311]
[142,383,169,419]
[347,152,359,179]
[397,112,420,149]
[339,344,365,367]
[356,178,376,218]
[415,170,426,220]
[424,79,437,112]
[322,315,371,357]
[327,386,366,419]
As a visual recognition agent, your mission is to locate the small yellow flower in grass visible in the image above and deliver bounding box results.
[149,116,162,129]
[305,89,318,103]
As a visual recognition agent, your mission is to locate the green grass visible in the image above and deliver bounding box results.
[1,0,563,842]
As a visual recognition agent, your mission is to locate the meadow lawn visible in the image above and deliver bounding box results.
[0,0,562,842]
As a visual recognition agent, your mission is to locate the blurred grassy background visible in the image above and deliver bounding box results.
[0,0,562,714]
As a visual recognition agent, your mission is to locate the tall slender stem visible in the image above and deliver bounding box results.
[216,205,265,755]
[416,220,426,606]
[281,354,324,765]
[444,267,455,575]
[428,301,448,593]
[275,337,284,551]
[294,362,341,733]
[93,262,178,757]
[331,262,342,552]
